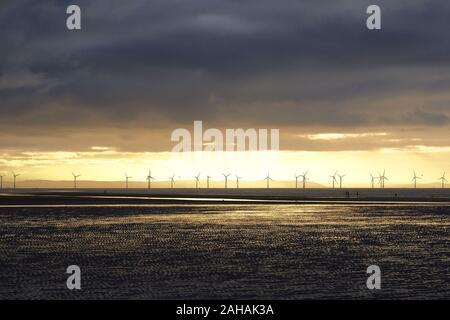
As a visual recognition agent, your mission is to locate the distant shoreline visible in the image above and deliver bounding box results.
[1,188,450,205]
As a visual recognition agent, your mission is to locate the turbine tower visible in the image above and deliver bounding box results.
[338,173,346,189]
[412,170,422,189]
[206,175,212,189]
[194,173,201,189]
[146,170,155,189]
[330,171,338,189]
[223,173,231,189]
[169,174,175,189]
[294,174,301,189]
[12,171,20,190]
[0,174,3,190]
[124,172,132,190]
[370,173,378,189]
[264,173,273,189]
[72,172,81,190]
[300,171,308,189]
[378,170,388,189]
[439,172,447,189]
[235,174,242,189]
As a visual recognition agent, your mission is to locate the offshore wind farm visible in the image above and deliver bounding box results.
[1,167,449,190]
[1,169,450,205]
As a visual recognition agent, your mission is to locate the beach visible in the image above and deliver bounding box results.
[0,191,448,299]
[1,188,450,205]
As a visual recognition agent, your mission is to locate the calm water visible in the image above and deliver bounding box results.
[0,204,448,299]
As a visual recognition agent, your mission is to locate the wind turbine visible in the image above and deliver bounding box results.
[124,172,132,190]
[338,173,346,189]
[0,174,3,190]
[194,173,201,189]
[235,174,242,189]
[12,171,20,190]
[223,173,231,188]
[378,170,388,189]
[300,171,308,189]
[330,171,338,189]
[72,172,81,190]
[146,170,155,189]
[294,174,301,189]
[169,174,175,189]
[438,172,447,189]
[370,173,378,189]
[412,170,422,189]
[264,173,273,189]
[206,175,212,189]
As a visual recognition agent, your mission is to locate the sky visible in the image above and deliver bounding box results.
[0,0,450,187]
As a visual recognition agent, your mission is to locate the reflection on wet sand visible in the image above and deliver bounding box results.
[0,204,448,299]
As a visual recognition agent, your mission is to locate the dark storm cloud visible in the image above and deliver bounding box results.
[1,0,450,151]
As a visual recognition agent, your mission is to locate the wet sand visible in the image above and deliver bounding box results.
[0,203,448,299]
[1,188,450,205]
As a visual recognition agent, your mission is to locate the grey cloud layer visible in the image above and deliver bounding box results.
[0,0,450,151]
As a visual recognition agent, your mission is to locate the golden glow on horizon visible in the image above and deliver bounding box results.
[1,147,449,188]
[299,132,389,141]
